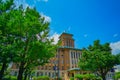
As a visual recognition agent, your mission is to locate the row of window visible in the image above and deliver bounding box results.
[10,71,64,78]
[36,72,64,78]
[106,73,114,78]
[63,39,73,47]
[38,66,56,70]
[72,59,79,64]
[71,52,81,58]
[38,66,69,70]
[71,51,81,66]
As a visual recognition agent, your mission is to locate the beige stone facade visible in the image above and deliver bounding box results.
[35,33,82,80]
[11,33,82,80]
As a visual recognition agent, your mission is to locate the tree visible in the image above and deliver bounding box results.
[0,0,15,79]
[8,5,57,80]
[75,73,102,80]
[79,40,119,80]
[116,53,120,64]
[114,72,120,80]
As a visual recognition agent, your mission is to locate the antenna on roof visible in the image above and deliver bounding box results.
[62,26,71,34]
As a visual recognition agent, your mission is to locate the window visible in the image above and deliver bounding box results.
[66,40,68,47]
[61,59,64,64]
[71,52,73,58]
[45,66,47,70]
[62,66,64,70]
[72,60,74,64]
[48,72,51,77]
[67,66,69,69]
[14,71,17,76]
[37,72,39,76]
[40,72,43,76]
[49,66,51,70]
[45,72,47,75]
[62,72,64,77]
[74,52,75,58]
[61,54,64,58]
[41,66,43,69]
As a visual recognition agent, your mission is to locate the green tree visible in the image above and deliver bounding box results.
[8,5,57,80]
[75,74,102,80]
[79,40,119,80]
[0,0,15,79]
[114,72,120,80]
[116,53,120,64]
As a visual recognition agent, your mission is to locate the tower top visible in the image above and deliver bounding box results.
[59,32,74,48]
[59,32,73,39]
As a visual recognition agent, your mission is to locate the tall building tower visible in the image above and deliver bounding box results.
[59,33,74,48]
[35,33,82,79]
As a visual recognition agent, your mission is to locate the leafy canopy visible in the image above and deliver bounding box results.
[79,40,119,80]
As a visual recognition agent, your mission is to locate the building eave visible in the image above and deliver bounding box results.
[58,46,82,51]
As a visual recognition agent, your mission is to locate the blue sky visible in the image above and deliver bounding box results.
[15,0,120,54]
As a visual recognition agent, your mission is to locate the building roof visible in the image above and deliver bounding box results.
[68,68,80,71]
[59,32,73,38]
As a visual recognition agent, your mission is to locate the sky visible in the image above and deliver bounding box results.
[14,0,120,54]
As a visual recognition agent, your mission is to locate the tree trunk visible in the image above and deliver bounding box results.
[0,62,7,80]
[101,75,106,80]
[24,74,27,80]
[24,70,29,80]
[17,62,25,80]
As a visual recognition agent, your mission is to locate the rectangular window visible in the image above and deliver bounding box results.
[61,59,64,64]
[74,52,75,58]
[71,52,73,58]
[62,66,64,70]
[48,72,51,77]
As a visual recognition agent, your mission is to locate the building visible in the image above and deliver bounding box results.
[10,32,118,80]
[114,65,120,72]
[35,33,82,80]
[10,32,82,80]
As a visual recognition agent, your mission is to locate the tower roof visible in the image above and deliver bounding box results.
[59,32,73,39]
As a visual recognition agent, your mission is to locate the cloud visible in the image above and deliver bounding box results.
[113,34,118,37]
[43,0,48,2]
[50,33,60,44]
[41,13,51,22]
[110,41,120,54]
[37,0,48,2]
[84,34,88,38]
[14,0,33,9]
[14,0,48,9]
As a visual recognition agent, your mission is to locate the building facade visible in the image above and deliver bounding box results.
[10,33,82,80]
[35,33,82,79]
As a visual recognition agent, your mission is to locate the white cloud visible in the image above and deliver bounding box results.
[43,0,48,2]
[84,34,88,38]
[113,34,118,37]
[50,33,60,44]
[14,0,48,9]
[14,0,33,9]
[37,0,48,2]
[110,41,120,54]
[41,13,51,22]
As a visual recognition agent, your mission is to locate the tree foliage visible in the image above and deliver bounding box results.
[75,74,102,80]
[114,72,120,80]
[0,0,58,80]
[0,0,15,79]
[79,40,119,80]
[7,5,58,80]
